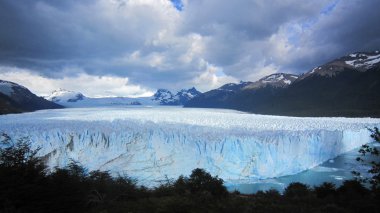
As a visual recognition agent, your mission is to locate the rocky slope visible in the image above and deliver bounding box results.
[0,80,63,114]
[185,51,380,117]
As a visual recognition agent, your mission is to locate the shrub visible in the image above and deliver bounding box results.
[187,168,228,198]
[284,182,311,198]
[314,182,336,199]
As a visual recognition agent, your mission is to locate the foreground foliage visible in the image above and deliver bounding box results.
[1,132,380,213]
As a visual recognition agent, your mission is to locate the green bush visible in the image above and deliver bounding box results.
[314,182,336,199]
[1,133,380,213]
[284,182,311,198]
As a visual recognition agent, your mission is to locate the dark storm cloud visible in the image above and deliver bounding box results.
[179,0,380,78]
[0,0,90,59]
[0,0,380,95]
[284,0,380,72]
[0,0,181,85]
[181,0,325,39]
[0,0,143,61]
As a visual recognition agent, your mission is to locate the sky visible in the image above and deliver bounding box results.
[0,0,380,97]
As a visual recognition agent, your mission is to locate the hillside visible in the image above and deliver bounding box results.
[0,80,63,114]
[185,51,380,117]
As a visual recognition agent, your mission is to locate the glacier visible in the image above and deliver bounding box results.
[0,107,379,185]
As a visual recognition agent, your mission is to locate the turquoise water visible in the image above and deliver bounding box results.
[226,144,377,194]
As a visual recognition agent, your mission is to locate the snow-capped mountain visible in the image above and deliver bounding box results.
[183,82,248,109]
[46,89,150,107]
[301,50,380,79]
[46,87,201,107]
[152,89,176,105]
[258,73,298,86]
[186,51,380,117]
[152,88,202,105]
[175,87,202,104]
[46,88,85,103]
[0,79,62,114]
[0,80,27,97]
[344,51,380,69]
[185,73,299,109]
[217,81,252,92]
[243,73,299,90]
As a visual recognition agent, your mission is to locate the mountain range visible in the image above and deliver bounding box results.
[185,51,380,117]
[45,87,201,107]
[0,83,201,114]
[1,51,379,116]
[0,80,63,114]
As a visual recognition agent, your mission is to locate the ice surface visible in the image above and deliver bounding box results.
[0,107,379,185]
[50,96,159,108]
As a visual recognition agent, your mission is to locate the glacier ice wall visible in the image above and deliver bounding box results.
[0,108,379,185]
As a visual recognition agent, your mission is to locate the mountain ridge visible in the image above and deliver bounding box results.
[2,51,379,116]
[46,87,201,107]
[185,51,380,117]
[0,80,63,114]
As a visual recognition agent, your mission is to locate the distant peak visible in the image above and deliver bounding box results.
[302,50,380,80]
[259,73,298,85]
[155,88,172,94]
[53,88,70,93]
[157,88,169,91]
[185,87,200,93]
[47,88,85,103]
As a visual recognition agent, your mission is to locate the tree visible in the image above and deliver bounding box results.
[0,133,44,171]
[0,134,48,212]
[284,182,311,199]
[171,168,228,198]
[354,127,380,190]
[187,168,228,198]
[314,182,336,199]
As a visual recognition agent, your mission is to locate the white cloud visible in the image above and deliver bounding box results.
[0,66,153,98]
[191,61,238,91]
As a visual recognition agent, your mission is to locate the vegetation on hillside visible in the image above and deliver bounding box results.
[1,129,380,213]
[185,66,380,117]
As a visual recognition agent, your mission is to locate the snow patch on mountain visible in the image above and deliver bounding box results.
[0,80,27,97]
[259,73,298,85]
[241,73,299,89]
[218,81,252,92]
[46,88,85,103]
[152,89,176,105]
[152,88,201,105]
[344,51,380,69]
[310,67,321,74]
[301,51,380,80]
[174,87,202,105]
[0,81,14,96]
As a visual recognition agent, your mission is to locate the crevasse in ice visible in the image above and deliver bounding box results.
[0,107,379,185]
